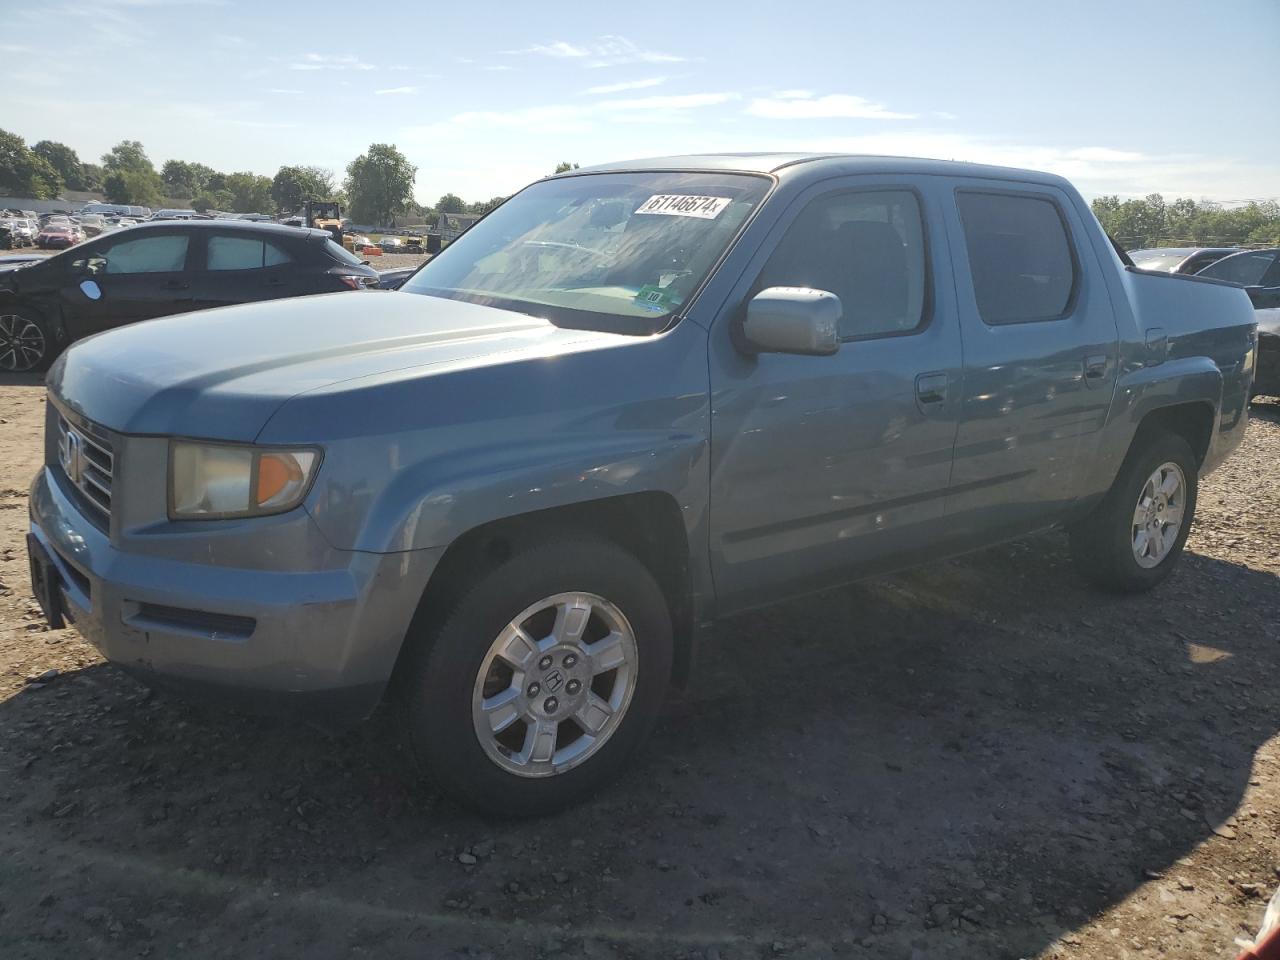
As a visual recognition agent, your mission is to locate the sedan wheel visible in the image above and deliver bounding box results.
[0,312,47,373]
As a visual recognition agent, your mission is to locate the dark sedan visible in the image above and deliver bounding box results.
[0,220,380,372]
[1254,308,1279,400]
[1195,247,1280,308]
[1129,246,1239,275]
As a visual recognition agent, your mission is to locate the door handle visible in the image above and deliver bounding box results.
[1083,354,1108,379]
[162,280,190,291]
[914,372,948,410]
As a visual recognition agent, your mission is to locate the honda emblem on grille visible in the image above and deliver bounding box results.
[61,429,83,485]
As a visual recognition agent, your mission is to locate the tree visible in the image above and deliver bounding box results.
[0,128,62,198]
[79,162,105,193]
[553,161,579,174]
[32,140,88,191]
[223,172,273,214]
[191,190,233,214]
[102,140,154,175]
[161,160,216,199]
[435,192,465,215]
[271,165,335,214]
[1092,194,1280,250]
[470,195,508,215]
[103,169,164,206]
[345,143,416,226]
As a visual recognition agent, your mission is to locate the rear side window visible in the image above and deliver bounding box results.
[1200,251,1278,286]
[957,192,1076,324]
[100,235,189,274]
[207,235,293,270]
[757,189,929,339]
[325,239,365,266]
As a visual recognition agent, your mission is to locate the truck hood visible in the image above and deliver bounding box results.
[49,292,625,440]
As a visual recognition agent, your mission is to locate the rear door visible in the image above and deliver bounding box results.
[189,232,303,310]
[942,181,1120,537]
[62,230,195,336]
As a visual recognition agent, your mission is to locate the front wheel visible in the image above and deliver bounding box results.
[403,537,673,817]
[1069,430,1198,593]
[0,306,54,373]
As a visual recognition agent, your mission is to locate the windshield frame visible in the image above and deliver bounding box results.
[403,169,776,335]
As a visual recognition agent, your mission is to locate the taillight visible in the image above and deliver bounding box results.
[336,275,361,290]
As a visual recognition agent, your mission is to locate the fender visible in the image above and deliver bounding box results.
[1080,356,1221,498]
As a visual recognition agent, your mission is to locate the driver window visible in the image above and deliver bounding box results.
[97,235,190,275]
[757,190,928,339]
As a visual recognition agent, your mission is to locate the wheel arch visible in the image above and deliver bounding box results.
[389,491,697,695]
[1132,399,1216,467]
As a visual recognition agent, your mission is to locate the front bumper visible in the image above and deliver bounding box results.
[28,465,442,726]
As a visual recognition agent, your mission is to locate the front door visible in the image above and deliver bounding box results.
[942,183,1120,537]
[708,179,963,614]
[64,231,194,338]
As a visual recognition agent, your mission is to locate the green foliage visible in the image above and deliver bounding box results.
[161,160,217,199]
[553,161,579,174]
[191,190,234,214]
[271,165,335,214]
[470,195,508,215]
[435,192,466,215]
[0,128,62,198]
[79,163,105,193]
[32,141,88,191]
[103,168,164,206]
[223,172,274,214]
[102,140,154,175]
[345,143,416,227]
[1093,194,1280,250]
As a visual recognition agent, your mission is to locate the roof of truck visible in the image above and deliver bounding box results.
[571,152,1074,188]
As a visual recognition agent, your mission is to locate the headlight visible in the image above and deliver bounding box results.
[169,441,321,519]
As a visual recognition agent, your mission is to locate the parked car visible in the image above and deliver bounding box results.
[36,223,84,249]
[378,236,404,252]
[376,266,416,289]
[1130,246,1239,275]
[0,220,379,371]
[0,253,45,271]
[24,154,1255,815]
[1195,247,1280,308]
[78,214,107,238]
[5,219,38,246]
[152,208,198,221]
[1253,308,1280,400]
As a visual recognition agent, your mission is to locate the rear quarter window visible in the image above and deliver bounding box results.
[957,191,1076,324]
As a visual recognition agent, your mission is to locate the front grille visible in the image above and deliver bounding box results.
[56,415,113,520]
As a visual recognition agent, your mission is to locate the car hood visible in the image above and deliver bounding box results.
[49,292,630,440]
[1257,307,1280,337]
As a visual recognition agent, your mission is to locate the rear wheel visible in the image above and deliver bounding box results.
[0,307,53,373]
[403,537,673,817]
[1069,431,1198,592]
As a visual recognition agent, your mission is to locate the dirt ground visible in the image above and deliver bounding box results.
[0,375,1277,960]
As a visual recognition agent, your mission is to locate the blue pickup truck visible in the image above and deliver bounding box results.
[27,154,1257,815]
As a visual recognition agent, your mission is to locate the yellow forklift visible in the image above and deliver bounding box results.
[302,200,343,245]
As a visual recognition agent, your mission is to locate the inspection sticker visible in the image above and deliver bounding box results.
[634,195,732,219]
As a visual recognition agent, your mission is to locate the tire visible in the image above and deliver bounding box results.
[1069,430,1198,593]
[0,303,55,373]
[403,537,673,817]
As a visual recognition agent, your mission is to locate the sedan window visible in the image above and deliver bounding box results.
[1199,251,1277,286]
[207,235,294,270]
[96,235,190,274]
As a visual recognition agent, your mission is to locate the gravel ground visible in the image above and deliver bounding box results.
[0,377,1277,960]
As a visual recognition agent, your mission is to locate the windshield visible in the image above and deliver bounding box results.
[1198,250,1278,286]
[402,171,771,333]
[1130,252,1186,272]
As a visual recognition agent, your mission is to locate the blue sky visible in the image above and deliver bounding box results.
[4,0,1278,206]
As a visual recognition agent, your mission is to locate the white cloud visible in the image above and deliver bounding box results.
[603,93,736,112]
[746,93,915,120]
[375,86,418,96]
[268,88,303,95]
[290,53,375,72]
[483,65,516,72]
[585,76,667,95]
[509,35,685,68]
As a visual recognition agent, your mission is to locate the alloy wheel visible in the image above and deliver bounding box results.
[0,314,46,373]
[1131,461,1186,568]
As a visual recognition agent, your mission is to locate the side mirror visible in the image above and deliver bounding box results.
[740,287,841,356]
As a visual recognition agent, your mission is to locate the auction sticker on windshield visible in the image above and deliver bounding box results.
[635,195,732,219]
